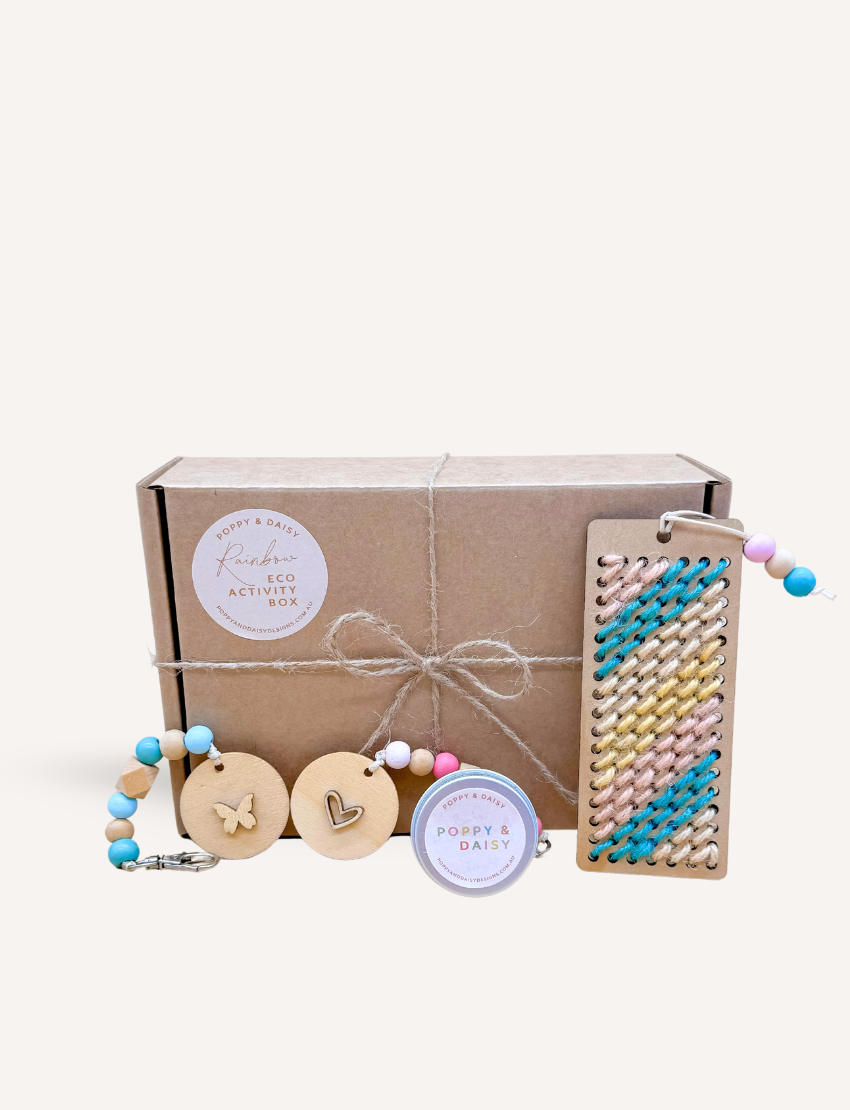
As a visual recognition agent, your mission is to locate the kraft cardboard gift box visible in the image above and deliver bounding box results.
[137,455,731,836]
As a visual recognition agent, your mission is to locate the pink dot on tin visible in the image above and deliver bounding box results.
[433,752,459,779]
[743,532,776,563]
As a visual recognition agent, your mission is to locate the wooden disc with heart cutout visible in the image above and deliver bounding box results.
[290,752,399,860]
[180,751,290,860]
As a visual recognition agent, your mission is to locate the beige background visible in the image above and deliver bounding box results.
[2,5,846,1110]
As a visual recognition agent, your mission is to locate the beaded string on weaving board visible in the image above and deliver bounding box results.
[577,518,742,879]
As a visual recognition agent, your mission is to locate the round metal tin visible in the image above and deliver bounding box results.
[411,768,539,897]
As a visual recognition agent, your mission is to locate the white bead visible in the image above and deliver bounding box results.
[160,729,188,760]
[384,740,411,769]
[765,548,796,580]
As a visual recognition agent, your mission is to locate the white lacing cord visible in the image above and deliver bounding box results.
[811,586,838,600]
[658,510,750,542]
[366,750,387,774]
[207,742,223,768]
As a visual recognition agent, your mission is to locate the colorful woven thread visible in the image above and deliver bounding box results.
[588,553,728,868]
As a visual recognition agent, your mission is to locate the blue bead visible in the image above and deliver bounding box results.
[108,838,140,868]
[783,567,816,597]
[184,725,214,754]
[107,792,138,819]
[135,736,162,764]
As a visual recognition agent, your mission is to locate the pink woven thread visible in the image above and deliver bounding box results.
[598,555,627,584]
[595,555,668,623]
[626,698,722,812]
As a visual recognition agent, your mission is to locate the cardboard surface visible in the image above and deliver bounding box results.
[137,455,733,836]
[152,453,727,490]
[576,518,742,878]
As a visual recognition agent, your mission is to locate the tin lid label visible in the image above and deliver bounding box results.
[422,786,528,890]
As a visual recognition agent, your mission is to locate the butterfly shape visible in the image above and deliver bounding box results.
[212,793,257,835]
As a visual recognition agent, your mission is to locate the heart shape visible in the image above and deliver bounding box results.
[324,789,363,830]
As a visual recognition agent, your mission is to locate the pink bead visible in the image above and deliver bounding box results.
[433,752,460,779]
[743,532,776,563]
[536,817,543,838]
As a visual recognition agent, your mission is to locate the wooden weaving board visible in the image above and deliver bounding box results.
[577,519,742,879]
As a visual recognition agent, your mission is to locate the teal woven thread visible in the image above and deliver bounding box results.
[661,558,688,585]
[589,763,717,862]
[589,753,719,861]
[659,579,686,605]
[607,786,717,863]
[592,618,661,679]
[608,753,719,848]
[679,557,710,585]
[659,600,685,625]
[594,555,705,643]
[596,585,660,642]
[596,594,663,644]
[680,579,709,605]
[595,556,722,644]
[594,618,645,661]
[622,787,718,863]
[592,557,728,682]
[701,558,729,586]
[611,763,719,852]
[595,558,687,643]
[608,595,649,630]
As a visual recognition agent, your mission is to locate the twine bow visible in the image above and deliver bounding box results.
[319,610,575,804]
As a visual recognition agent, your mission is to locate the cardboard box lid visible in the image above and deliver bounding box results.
[144,454,730,492]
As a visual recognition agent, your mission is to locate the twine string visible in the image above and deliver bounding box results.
[321,609,576,804]
[427,452,449,745]
[154,452,580,807]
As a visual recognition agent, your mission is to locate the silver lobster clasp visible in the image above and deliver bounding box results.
[121,851,219,872]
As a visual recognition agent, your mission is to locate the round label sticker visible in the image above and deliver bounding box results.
[192,509,328,640]
[422,786,527,891]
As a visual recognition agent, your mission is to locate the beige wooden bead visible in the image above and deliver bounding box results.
[105,818,134,842]
[409,748,435,776]
[116,757,159,799]
[765,548,796,579]
[160,729,188,760]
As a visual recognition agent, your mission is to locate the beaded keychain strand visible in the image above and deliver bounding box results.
[658,510,835,599]
[106,729,545,870]
[105,727,222,870]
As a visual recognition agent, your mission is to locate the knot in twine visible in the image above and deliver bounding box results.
[323,608,574,804]
[322,610,534,702]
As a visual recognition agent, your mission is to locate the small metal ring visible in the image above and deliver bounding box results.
[535,834,552,858]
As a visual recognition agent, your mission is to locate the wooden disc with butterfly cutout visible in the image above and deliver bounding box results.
[180,752,290,860]
[291,752,399,860]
